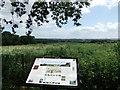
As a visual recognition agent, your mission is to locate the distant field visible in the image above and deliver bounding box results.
[1,42,119,90]
[2,42,117,55]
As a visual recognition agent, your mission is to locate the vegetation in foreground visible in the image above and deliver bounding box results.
[2,42,119,90]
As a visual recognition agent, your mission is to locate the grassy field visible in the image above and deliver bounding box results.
[1,42,119,90]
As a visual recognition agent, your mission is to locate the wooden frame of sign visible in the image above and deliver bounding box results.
[25,57,80,89]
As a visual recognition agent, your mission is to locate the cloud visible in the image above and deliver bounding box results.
[32,22,118,39]
[81,6,90,14]
[70,22,118,39]
[91,0,118,9]
[81,0,118,14]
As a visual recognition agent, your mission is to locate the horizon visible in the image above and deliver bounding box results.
[35,37,118,40]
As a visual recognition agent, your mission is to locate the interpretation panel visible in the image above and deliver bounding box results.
[26,58,79,87]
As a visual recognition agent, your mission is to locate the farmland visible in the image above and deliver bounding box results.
[1,42,119,90]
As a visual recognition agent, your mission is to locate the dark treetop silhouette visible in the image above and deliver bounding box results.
[0,0,90,35]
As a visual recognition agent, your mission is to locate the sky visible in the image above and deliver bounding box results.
[0,0,119,39]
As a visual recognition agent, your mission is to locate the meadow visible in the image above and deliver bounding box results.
[1,42,119,90]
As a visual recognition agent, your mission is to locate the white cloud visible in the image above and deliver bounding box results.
[32,22,118,39]
[81,6,90,14]
[91,0,118,9]
[82,0,118,14]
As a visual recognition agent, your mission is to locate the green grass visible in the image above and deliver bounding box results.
[1,42,119,90]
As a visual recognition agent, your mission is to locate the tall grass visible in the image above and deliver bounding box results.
[1,42,119,90]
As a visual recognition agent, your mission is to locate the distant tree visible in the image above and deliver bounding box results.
[11,34,20,45]
[2,31,36,45]
[2,31,20,45]
[20,35,36,45]
[2,31,12,45]
[0,0,91,35]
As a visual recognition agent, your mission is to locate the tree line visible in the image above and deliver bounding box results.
[36,39,117,44]
[2,31,36,46]
[1,31,117,46]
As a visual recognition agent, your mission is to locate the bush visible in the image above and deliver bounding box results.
[2,43,119,90]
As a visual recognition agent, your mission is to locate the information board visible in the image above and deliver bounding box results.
[26,58,79,88]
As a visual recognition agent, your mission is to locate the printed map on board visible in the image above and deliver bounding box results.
[26,58,78,86]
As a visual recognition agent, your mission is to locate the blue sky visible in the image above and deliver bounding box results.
[80,6,117,27]
[1,0,118,39]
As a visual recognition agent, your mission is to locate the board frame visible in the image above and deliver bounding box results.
[25,57,80,89]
